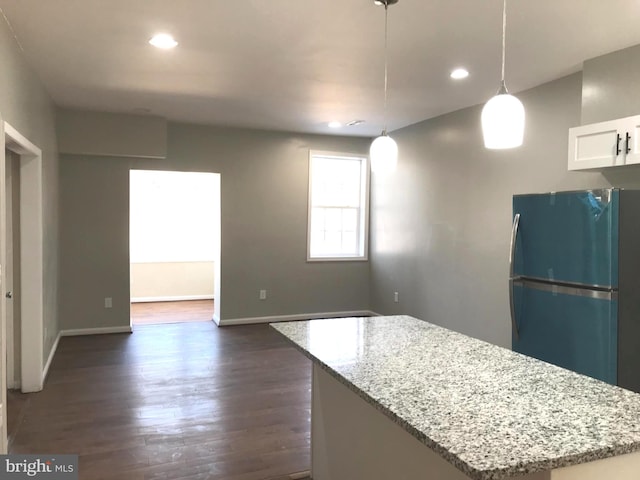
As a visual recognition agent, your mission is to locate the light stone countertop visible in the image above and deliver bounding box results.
[271,315,640,480]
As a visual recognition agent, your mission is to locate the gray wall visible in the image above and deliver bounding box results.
[582,44,640,125]
[370,72,640,348]
[59,120,372,330]
[0,18,59,365]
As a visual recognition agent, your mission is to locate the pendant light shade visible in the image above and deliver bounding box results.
[481,88,525,149]
[482,0,525,149]
[370,0,398,173]
[370,133,398,173]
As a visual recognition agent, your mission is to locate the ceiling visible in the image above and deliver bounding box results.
[2,1,640,137]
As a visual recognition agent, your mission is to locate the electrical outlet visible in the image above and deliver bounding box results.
[394,292,399,303]
[259,290,267,300]
[104,297,113,308]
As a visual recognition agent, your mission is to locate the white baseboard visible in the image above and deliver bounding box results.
[42,331,61,384]
[6,378,20,390]
[213,313,221,326]
[61,326,133,337]
[131,295,214,303]
[219,310,376,326]
[289,472,311,480]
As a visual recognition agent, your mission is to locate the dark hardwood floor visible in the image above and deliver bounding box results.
[8,322,312,480]
[6,389,29,447]
[131,300,215,325]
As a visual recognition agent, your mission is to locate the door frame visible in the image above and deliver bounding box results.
[1,120,45,396]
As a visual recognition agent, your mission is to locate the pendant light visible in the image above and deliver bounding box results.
[481,0,525,149]
[370,0,399,173]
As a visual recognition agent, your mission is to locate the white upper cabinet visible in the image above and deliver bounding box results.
[568,114,640,170]
[624,115,640,165]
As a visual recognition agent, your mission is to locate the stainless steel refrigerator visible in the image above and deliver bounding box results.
[510,188,640,392]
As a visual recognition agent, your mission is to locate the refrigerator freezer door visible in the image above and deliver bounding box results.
[513,189,618,288]
[512,282,617,384]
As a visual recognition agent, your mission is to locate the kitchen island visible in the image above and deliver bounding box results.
[271,315,640,480]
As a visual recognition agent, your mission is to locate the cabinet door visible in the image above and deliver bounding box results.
[568,119,624,170]
[621,114,640,165]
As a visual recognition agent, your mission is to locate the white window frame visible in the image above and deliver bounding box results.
[307,150,370,262]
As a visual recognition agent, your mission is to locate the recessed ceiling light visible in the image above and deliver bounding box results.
[149,33,178,49]
[450,68,469,80]
[328,121,342,128]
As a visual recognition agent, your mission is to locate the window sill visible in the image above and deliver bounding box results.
[307,256,369,263]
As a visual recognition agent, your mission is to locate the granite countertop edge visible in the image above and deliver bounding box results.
[270,322,640,480]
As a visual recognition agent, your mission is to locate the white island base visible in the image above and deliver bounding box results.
[311,365,640,480]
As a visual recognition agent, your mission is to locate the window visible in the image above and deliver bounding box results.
[307,151,369,261]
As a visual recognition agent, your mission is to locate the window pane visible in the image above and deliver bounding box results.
[342,232,357,254]
[312,158,362,207]
[310,230,325,254]
[311,207,326,232]
[324,232,342,253]
[325,208,342,232]
[342,208,358,233]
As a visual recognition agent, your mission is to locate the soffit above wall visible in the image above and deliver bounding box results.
[56,110,167,159]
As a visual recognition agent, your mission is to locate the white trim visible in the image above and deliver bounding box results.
[289,473,311,480]
[130,260,215,265]
[131,295,214,303]
[219,310,376,326]
[213,313,221,326]
[4,124,41,156]
[42,332,61,384]
[3,122,44,394]
[61,326,133,337]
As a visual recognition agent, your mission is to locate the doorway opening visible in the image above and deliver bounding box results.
[5,147,22,450]
[129,170,221,326]
[2,120,46,453]
[5,148,20,391]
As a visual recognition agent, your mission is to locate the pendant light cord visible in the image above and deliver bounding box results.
[382,1,390,135]
[500,0,507,92]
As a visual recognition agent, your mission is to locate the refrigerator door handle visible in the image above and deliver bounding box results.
[509,213,521,340]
